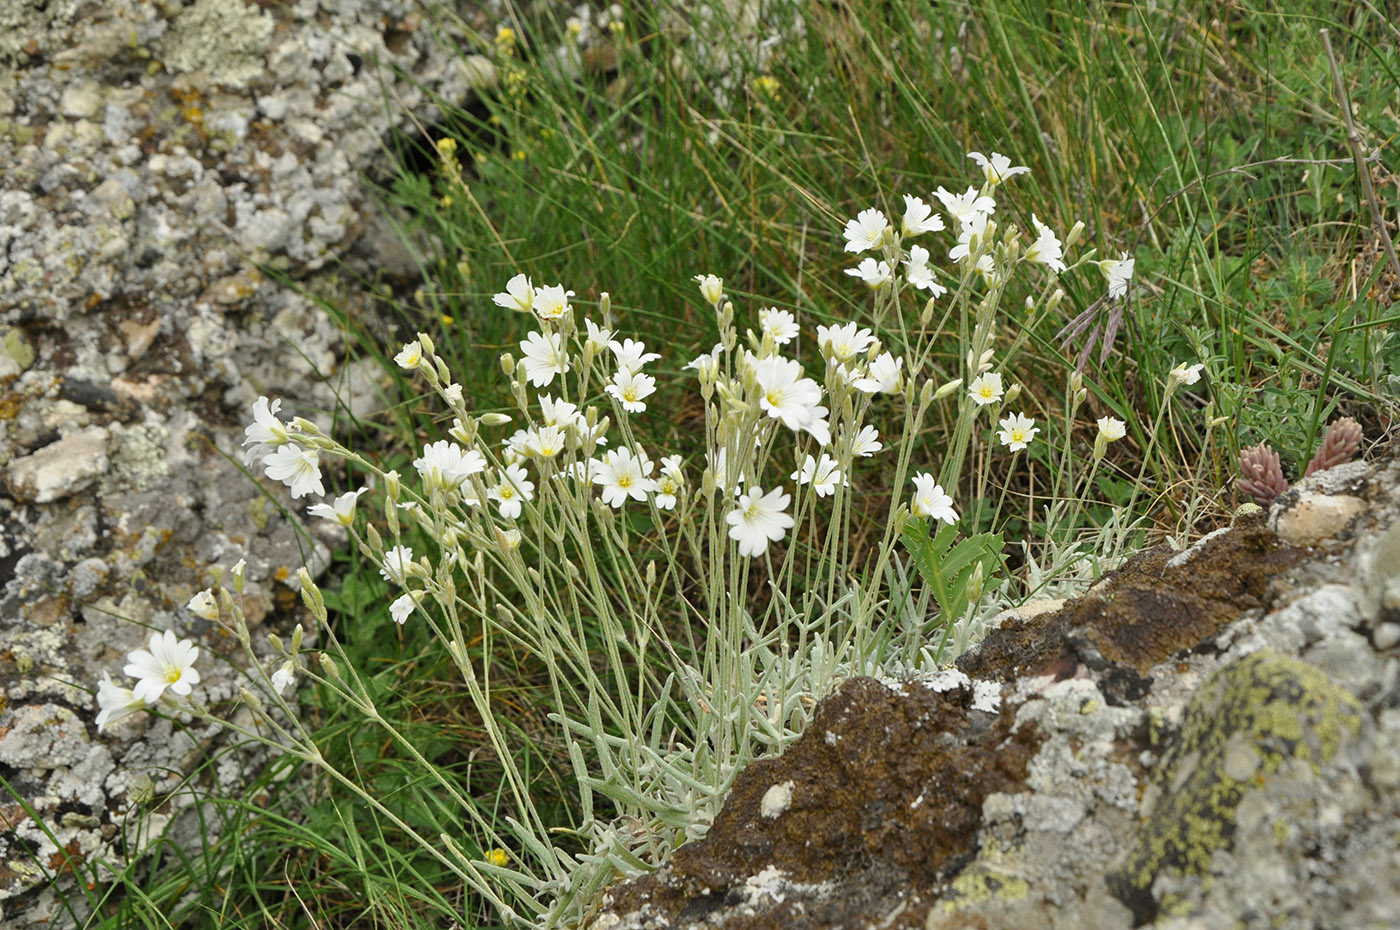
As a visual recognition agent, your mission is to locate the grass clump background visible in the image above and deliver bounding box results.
[51,1,1398,927]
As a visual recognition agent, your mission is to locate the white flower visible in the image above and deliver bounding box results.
[934,186,996,229]
[187,589,219,621]
[524,424,568,459]
[847,423,882,457]
[1100,252,1135,300]
[910,473,958,524]
[968,372,1005,407]
[390,593,416,625]
[996,412,1040,451]
[845,257,893,288]
[759,307,800,345]
[488,464,535,519]
[694,273,724,306]
[583,317,614,351]
[903,245,947,296]
[591,447,656,508]
[654,454,684,510]
[749,355,830,444]
[519,331,571,387]
[1023,215,1066,273]
[949,211,989,264]
[726,486,795,557]
[1097,416,1127,442]
[414,440,486,493]
[842,208,890,254]
[792,453,845,497]
[96,672,146,731]
[1170,362,1205,387]
[608,337,661,373]
[394,340,424,370]
[900,194,945,237]
[967,151,1030,186]
[269,661,297,695]
[532,283,574,320]
[380,546,414,585]
[307,488,368,526]
[605,368,656,413]
[243,396,291,465]
[815,322,876,363]
[852,352,903,394]
[538,395,582,430]
[263,445,325,499]
[493,273,535,312]
[124,630,201,704]
[685,343,724,383]
[707,446,747,493]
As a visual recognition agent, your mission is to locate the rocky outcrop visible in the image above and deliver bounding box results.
[0,0,496,922]
[592,453,1399,930]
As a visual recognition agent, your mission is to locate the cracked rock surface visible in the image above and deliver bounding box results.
[593,451,1400,930]
[0,0,498,922]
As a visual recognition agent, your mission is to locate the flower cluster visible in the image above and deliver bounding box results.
[94,629,201,731]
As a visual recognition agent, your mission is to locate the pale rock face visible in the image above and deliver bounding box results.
[1271,491,1367,546]
[4,427,111,503]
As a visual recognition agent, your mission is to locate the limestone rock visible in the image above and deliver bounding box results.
[4,427,110,503]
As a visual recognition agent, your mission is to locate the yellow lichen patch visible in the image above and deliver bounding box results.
[1110,650,1363,921]
[940,861,1030,912]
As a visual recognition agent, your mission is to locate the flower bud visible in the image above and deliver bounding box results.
[919,378,936,405]
[319,652,340,680]
[599,291,611,317]
[418,331,436,356]
[1065,220,1085,249]
[695,274,724,307]
[232,559,247,594]
[920,297,937,328]
[365,523,384,554]
[965,563,985,605]
[1073,388,1088,408]
[934,378,964,400]
[1069,371,1083,395]
[291,623,304,653]
[478,412,511,427]
[240,687,264,714]
[1047,289,1064,313]
[268,632,284,653]
[1004,383,1022,406]
[500,353,516,377]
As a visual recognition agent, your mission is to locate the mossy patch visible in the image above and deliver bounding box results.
[1108,650,1362,923]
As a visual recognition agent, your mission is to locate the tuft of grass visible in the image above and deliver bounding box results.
[51,2,1397,928]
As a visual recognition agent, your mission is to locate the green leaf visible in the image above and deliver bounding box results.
[899,516,1004,625]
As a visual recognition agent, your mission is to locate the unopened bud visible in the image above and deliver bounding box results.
[965,563,985,605]
[268,632,284,653]
[1065,220,1085,249]
[319,652,339,680]
[919,378,936,405]
[384,470,401,502]
[934,378,964,400]
[599,291,611,316]
[500,353,516,377]
[478,412,511,427]
[1047,289,1064,313]
[1073,388,1088,408]
[1004,383,1021,405]
[920,297,937,327]
[291,623,304,652]
[365,523,384,553]
[645,562,657,588]
[231,559,247,594]
[240,688,264,713]
[418,331,436,355]
[1068,371,1083,395]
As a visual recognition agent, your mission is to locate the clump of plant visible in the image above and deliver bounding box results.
[1237,416,1364,506]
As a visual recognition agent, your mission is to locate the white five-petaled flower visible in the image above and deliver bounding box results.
[845,257,893,288]
[695,274,724,306]
[524,424,568,459]
[967,151,1030,186]
[1100,252,1135,300]
[538,394,582,429]
[846,423,882,457]
[842,208,890,254]
[949,211,989,264]
[726,486,795,557]
[903,244,948,296]
[759,307,800,345]
[95,672,146,731]
[605,368,656,413]
[1169,362,1205,387]
[749,355,831,445]
[792,453,845,497]
[654,454,684,510]
[187,589,219,621]
[263,445,325,499]
[414,440,486,493]
[968,372,1005,407]
[852,352,904,394]
[1023,215,1066,273]
[124,630,201,705]
[997,412,1040,451]
[243,396,292,465]
[934,186,996,229]
[519,331,571,387]
[488,464,535,519]
[608,337,661,373]
[390,594,416,625]
[532,283,574,320]
[901,194,945,237]
[583,317,614,351]
[493,273,535,313]
[394,340,424,370]
[685,343,724,379]
[591,447,657,508]
[380,545,415,585]
[308,488,369,526]
[910,473,958,524]
[1097,416,1127,442]
[815,322,876,363]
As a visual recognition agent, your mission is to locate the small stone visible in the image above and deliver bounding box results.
[4,426,111,503]
[1271,492,1366,546]
[1374,623,1400,651]
[760,780,794,819]
[59,82,102,119]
